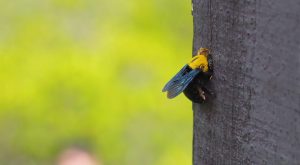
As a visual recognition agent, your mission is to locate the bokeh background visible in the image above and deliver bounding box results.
[0,0,193,164]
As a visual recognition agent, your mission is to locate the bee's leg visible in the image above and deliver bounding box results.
[183,83,205,103]
[202,86,215,98]
[203,71,213,80]
[197,87,206,101]
[206,54,214,80]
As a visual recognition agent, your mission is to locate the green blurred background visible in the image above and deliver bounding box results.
[0,0,193,164]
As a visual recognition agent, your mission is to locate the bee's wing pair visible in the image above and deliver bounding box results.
[162,64,200,99]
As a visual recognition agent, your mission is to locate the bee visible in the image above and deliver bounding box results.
[162,48,214,103]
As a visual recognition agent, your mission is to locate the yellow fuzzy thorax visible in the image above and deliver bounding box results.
[188,51,209,72]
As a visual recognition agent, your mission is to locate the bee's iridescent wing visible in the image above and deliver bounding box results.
[162,65,189,92]
[162,65,199,99]
[166,69,199,98]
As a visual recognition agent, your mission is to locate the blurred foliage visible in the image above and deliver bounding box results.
[0,0,193,164]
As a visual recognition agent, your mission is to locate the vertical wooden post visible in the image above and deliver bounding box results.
[192,0,300,164]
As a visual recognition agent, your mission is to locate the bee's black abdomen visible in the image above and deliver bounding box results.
[183,72,213,103]
[183,82,206,103]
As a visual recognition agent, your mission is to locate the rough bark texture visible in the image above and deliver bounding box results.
[192,0,300,164]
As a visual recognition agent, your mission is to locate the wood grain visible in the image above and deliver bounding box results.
[192,0,300,164]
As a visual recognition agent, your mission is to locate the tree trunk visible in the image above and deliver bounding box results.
[192,0,300,164]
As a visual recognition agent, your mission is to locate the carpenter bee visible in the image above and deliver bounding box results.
[162,48,214,103]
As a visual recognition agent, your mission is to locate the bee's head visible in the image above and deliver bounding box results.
[197,48,209,56]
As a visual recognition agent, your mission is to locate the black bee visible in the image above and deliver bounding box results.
[162,48,214,103]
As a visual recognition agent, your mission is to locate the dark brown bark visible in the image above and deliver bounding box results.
[192,0,300,164]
